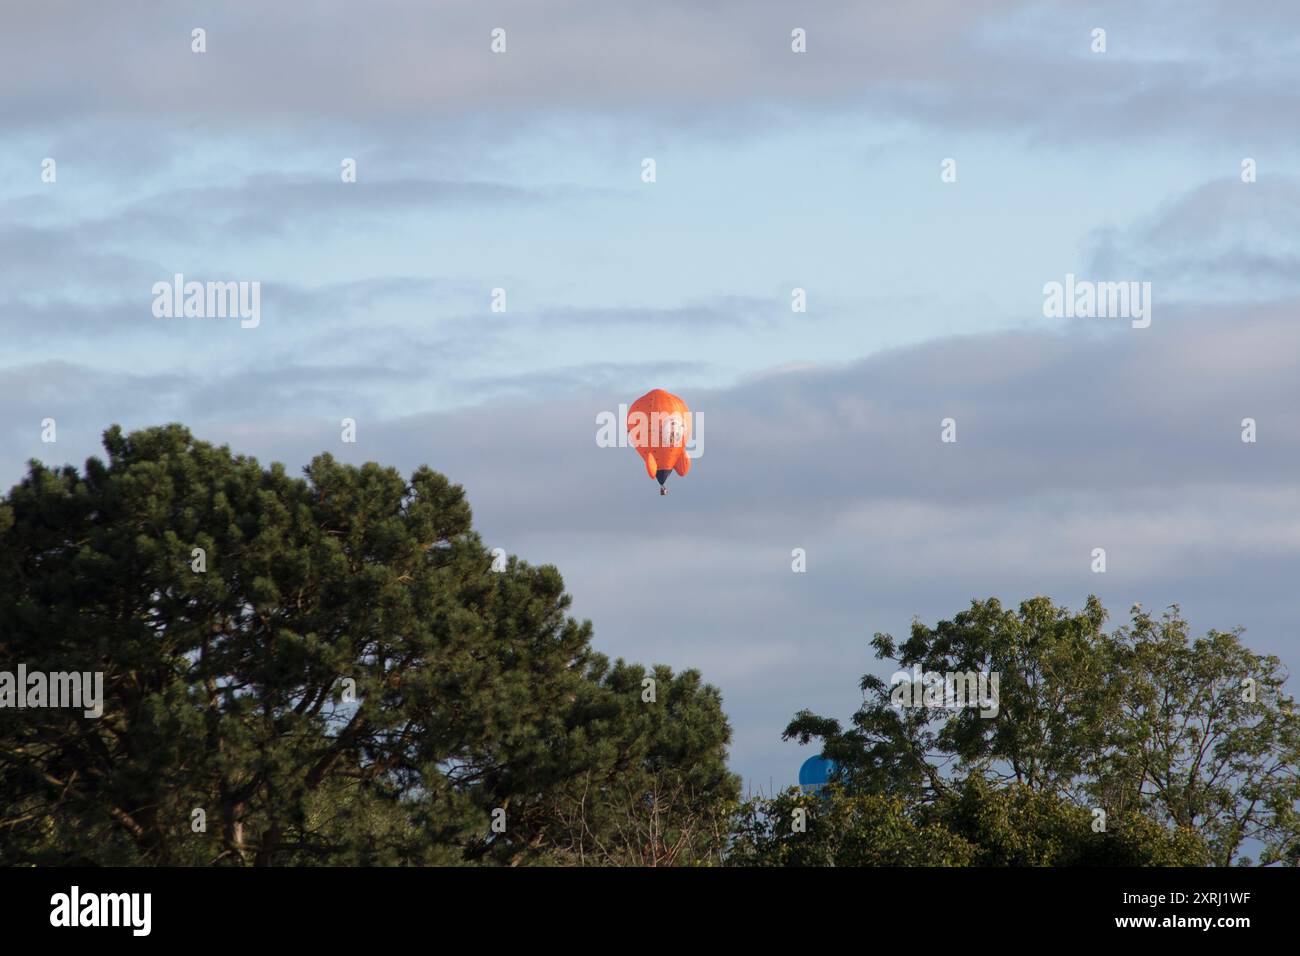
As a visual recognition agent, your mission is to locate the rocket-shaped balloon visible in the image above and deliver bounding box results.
[626,388,692,495]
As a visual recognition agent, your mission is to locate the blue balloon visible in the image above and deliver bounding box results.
[798,755,834,789]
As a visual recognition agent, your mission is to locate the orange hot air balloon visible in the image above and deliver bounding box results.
[627,388,692,495]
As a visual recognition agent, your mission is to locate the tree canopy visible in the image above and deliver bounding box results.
[781,596,1300,866]
[0,425,738,865]
[2,427,1295,866]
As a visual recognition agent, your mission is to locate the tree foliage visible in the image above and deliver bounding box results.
[784,596,1299,866]
[0,425,737,865]
[3,427,1294,867]
[728,778,1209,867]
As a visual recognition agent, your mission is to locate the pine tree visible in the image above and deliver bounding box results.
[0,424,738,865]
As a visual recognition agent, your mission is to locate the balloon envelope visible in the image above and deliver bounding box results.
[626,388,692,483]
[798,755,834,789]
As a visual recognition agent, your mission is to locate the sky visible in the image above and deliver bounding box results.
[3,0,1300,793]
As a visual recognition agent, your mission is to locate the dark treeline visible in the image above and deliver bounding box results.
[1,427,1296,866]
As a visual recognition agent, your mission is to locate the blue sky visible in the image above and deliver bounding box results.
[4,0,1300,794]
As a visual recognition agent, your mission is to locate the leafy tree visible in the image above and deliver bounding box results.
[0,425,737,866]
[727,786,975,867]
[1093,605,1300,866]
[726,778,1207,867]
[931,775,1209,866]
[787,596,1120,803]
[784,596,1300,865]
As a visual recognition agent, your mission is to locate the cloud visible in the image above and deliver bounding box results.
[534,296,780,331]
[72,176,571,247]
[1086,176,1300,303]
[7,0,1300,794]
[6,297,1298,787]
[7,0,1300,151]
[0,1,1020,123]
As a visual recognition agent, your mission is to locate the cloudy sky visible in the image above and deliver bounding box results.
[4,0,1300,791]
